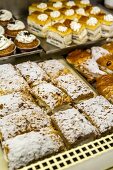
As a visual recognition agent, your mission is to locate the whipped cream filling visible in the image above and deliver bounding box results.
[58,26,67,32]
[37,3,47,9]
[7,20,25,31]
[66,1,75,7]
[16,31,36,43]
[0,35,13,50]
[76,8,87,16]
[38,14,48,21]
[50,11,60,18]
[0,9,12,21]
[53,1,62,8]
[80,0,90,5]
[91,6,101,14]
[65,9,74,16]
[0,25,5,35]
[70,21,81,32]
[104,14,113,22]
[87,17,98,26]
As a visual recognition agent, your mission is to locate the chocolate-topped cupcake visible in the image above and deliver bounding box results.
[0,9,13,27]
[5,20,25,38]
[0,25,5,35]
[15,30,40,52]
[0,35,15,57]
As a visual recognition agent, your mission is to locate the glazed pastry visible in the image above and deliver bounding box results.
[76,8,88,16]
[0,25,5,35]
[3,128,65,170]
[67,50,106,82]
[0,64,30,96]
[102,42,113,55]
[5,20,25,38]
[88,6,103,16]
[0,91,44,118]
[77,0,91,8]
[54,73,94,103]
[49,1,63,11]
[62,9,79,20]
[15,30,40,52]
[77,96,113,136]
[51,107,99,148]
[65,1,76,8]
[27,13,51,38]
[0,9,13,26]
[29,2,48,14]
[86,17,102,41]
[100,14,113,37]
[96,75,113,103]
[50,11,64,24]
[38,59,70,80]
[0,108,52,141]
[31,82,71,114]
[16,61,50,87]
[70,21,88,44]
[0,35,15,57]
[47,23,72,48]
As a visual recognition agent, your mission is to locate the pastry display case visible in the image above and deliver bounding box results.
[0,1,113,170]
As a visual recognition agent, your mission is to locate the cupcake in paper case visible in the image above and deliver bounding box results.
[0,35,16,57]
[14,30,40,52]
[5,20,25,38]
[0,9,13,27]
[0,25,5,35]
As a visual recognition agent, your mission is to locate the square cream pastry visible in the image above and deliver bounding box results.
[50,10,64,25]
[29,2,48,14]
[70,21,88,44]
[86,17,102,41]
[47,23,72,48]
[27,13,51,38]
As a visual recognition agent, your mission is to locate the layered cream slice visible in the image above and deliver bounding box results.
[86,17,101,41]
[101,14,113,37]
[48,1,63,10]
[62,9,80,21]
[27,13,51,38]
[70,21,88,44]
[29,3,48,14]
[47,23,72,48]
[50,11,64,25]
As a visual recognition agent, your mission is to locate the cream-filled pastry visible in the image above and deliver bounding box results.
[47,23,72,48]
[70,21,88,44]
[76,8,89,17]
[0,25,5,35]
[63,9,80,20]
[65,1,76,8]
[29,3,48,14]
[27,13,51,38]
[50,11,64,24]
[49,1,63,10]
[0,9,13,26]
[77,0,91,8]
[101,14,113,37]
[86,17,102,41]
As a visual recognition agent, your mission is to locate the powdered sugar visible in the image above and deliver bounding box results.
[52,108,98,144]
[0,108,51,141]
[55,74,93,101]
[3,128,64,170]
[16,61,49,86]
[77,96,113,134]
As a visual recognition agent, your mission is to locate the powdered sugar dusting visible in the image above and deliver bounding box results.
[32,82,69,110]
[0,109,51,141]
[16,61,50,86]
[91,47,110,61]
[38,59,69,78]
[52,108,98,144]
[56,74,93,101]
[0,92,44,118]
[77,96,113,134]
[3,128,64,170]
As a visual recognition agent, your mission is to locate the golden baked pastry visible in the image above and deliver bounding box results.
[29,2,48,14]
[102,42,113,54]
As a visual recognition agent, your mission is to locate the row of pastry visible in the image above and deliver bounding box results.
[0,9,40,57]
[0,60,113,170]
[0,60,113,169]
[66,42,113,103]
[27,0,113,48]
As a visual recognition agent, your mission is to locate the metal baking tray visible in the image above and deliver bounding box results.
[0,56,113,170]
